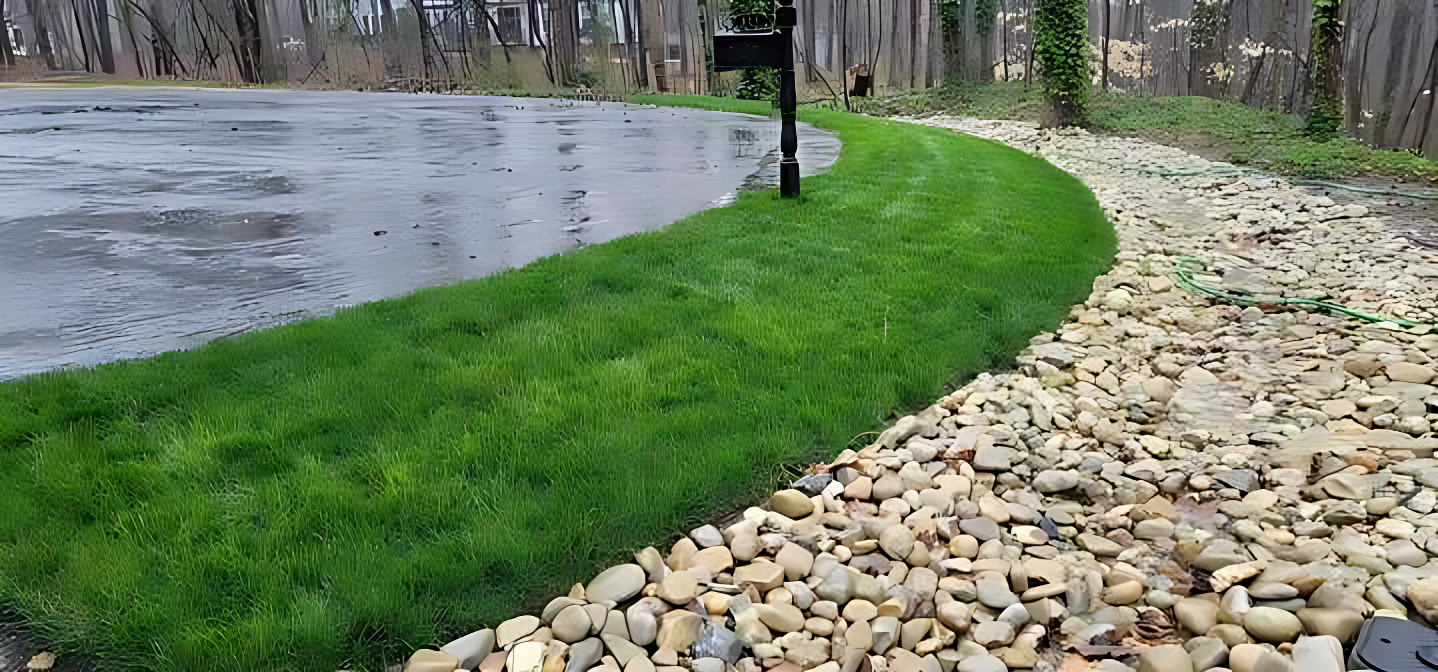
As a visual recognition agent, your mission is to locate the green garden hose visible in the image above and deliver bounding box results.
[1171,256,1429,329]
[1291,179,1438,201]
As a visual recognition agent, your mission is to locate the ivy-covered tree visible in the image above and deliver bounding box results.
[1305,0,1344,138]
[1032,0,1088,126]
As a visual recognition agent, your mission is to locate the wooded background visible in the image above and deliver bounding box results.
[0,0,1433,153]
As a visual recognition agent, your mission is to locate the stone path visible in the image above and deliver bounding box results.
[401,118,1438,672]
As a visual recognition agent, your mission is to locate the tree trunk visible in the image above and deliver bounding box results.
[71,0,93,71]
[1100,0,1108,89]
[233,0,263,82]
[1000,0,1007,80]
[0,0,15,66]
[551,0,579,85]
[92,0,116,72]
[1305,0,1343,136]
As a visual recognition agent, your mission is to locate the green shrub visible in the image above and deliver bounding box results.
[735,66,779,101]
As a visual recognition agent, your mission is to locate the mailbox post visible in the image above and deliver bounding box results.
[711,0,800,198]
[775,0,797,198]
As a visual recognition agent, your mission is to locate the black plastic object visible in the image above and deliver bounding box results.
[1349,616,1438,671]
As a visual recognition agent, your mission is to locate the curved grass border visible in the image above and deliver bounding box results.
[0,96,1115,671]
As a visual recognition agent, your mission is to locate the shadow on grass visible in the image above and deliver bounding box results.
[0,96,1114,671]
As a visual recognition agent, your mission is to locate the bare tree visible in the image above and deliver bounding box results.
[0,0,16,65]
[550,0,578,83]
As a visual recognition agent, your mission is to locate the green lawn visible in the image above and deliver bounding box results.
[0,95,1114,672]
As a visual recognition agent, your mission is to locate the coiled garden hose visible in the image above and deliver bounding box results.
[1171,255,1429,329]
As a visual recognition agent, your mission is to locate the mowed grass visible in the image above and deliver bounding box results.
[0,95,1114,672]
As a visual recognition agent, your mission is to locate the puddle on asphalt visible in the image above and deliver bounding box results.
[0,88,840,378]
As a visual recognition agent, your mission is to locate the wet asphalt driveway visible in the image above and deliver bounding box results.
[0,88,839,378]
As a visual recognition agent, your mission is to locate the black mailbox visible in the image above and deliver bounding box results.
[708,0,800,198]
[712,32,786,71]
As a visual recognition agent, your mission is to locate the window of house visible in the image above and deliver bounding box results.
[499,6,523,43]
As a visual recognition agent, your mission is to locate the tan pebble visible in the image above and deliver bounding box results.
[651,647,679,666]
[1021,583,1066,601]
[1386,362,1435,384]
[843,600,879,622]
[900,618,932,650]
[655,610,704,651]
[775,543,815,581]
[1243,606,1303,643]
[805,617,835,636]
[879,525,916,561]
[876,597,906,618]
[905,542,931,568]
[407,649,460,672]
[936,601,971,633]
[691,546,735,574]
[667,538,699,571]
[1012,526,1049,545]
[551,605,593,643]
[771,489,815,518]
[850,539,880,554]
[477,651,507,672]
[700,592,731,615]
[507,641,547,672]
[1228,643,1270,672]
[1345,452,1379,471]
[542,639,568,660]
[587,565,647,604]
[948,535,979,559]
[600,610,630,640]
[845,477,874,500]
[734,562,786,592]
[845,618,874,650]
[543,597,586,623]
[756,603,806,633]
[1211,560,1266,592]
[1207,624,1252,648]
[583,604,610,635]
[625,654,657,672]
[1102,580,1143,605]
[498,615,542,647]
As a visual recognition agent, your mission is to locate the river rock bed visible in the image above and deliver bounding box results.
[402,120,1438,672]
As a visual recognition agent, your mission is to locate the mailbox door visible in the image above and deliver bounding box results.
[712,32,786,71]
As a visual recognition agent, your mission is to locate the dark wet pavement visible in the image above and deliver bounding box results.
[0,88,839,378]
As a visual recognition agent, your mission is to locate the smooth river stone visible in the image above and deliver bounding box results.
[1243,607,1303,643]
[587,564,647,604]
